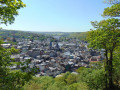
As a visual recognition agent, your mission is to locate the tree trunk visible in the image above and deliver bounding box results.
[104,50,109,89]
[108,50,114,89]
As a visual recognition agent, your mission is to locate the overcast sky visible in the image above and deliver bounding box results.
[1,0,111,32]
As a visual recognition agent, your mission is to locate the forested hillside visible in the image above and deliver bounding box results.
[0,29,47,41]
[69,32,87,40]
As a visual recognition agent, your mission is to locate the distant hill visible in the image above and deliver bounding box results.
[0,29,47,41]
[0,29,87,41]
[69,32,87,40]
[30,31,73,37]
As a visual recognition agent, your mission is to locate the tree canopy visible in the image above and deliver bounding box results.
[0,0,26,25]
[87,1,120,89]
[0,0,34,90]
[103,4,120,17]
[104,0,120,4]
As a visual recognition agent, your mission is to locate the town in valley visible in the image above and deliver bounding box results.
[1,30,104,77]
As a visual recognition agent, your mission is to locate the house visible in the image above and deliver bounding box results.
[89,56,101,62]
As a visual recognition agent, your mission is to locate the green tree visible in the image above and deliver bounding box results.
[104,0,120,4]
[66,73,78,85]
[0,0,26,25]
[87,2,120,88]
[112,47,120,86]
[0,0,33,90]
[23,76,54,90]
[0,42,34,90]
[77,67,106,90]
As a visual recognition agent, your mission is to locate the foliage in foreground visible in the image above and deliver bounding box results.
[23,64,107,90]
[87,0,120,89]
[0,41,34,90]
[0,0,26,25]
[23,61,120,90]
[23,73,88,90]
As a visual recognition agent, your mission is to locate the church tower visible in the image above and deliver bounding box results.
[49,41,52,50]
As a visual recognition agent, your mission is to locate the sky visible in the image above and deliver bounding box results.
[1,0,111,32]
